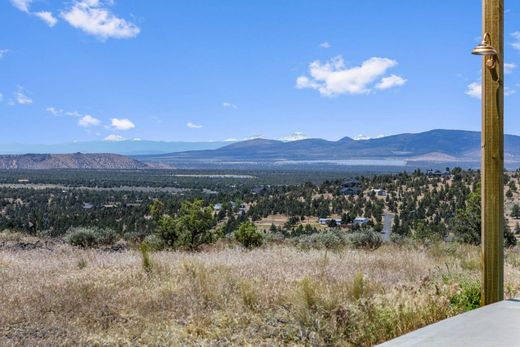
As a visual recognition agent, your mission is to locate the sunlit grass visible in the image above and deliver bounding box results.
[1,242,519,345]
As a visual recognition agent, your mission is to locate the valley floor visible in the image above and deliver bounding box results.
[2,240,520,346]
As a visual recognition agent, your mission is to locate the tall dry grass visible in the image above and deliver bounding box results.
[1,241,520,346]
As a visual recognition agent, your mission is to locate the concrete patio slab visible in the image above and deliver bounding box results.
[378,299,520,347]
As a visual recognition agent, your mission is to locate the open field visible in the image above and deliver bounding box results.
[2,240,520,346]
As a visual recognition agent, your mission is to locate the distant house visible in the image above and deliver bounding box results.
[82,202,94,209]
[214,203,223,211]
[353,217,369,225]
[373,189,386,196]
[340,187,362,196]
[17,179,30,183]
[427,169,451,178]
[318,218,342,225]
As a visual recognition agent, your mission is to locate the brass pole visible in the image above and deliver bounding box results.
[481,0,504,305]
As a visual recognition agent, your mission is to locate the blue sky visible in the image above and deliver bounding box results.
[1,0,520,144]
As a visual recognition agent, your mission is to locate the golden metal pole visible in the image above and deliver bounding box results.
[480,0,504,305]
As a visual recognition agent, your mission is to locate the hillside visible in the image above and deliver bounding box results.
[139,130,520,167]
[0,153,149,170]
[0,141,227,156]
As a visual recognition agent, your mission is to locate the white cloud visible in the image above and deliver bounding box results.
[78,114,101,127]
[14,87,33,105]
[466,82,482,99]
[505,63,517,74]
[104,134,126,142]
[354,134,385,141]
[111,118,135,130]
[512,32,520,52]
[466,81,516,99]
[279,132,308,142]
[10,0,31,13]
[35,11,58,27]
[375,74,407,90]
[187,122,202,129]
[222,102,238,109]
[65,110,82,117]
[319,42,331,49]
[0,49,9,59]
[61,0,140,40]
[46,107,64,115]
[296,56,405,96]
[0,93,3,103]
[224,138,239,142]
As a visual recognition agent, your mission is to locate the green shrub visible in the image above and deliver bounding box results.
[123,231,146,244]
[234,221,264,249]
[294,230,348,250]
[155,200,216,250]
[94,228,119,245]
[67,228,98,248]
[347,230,383,250]
[142,234,165,251]
[66,227,119,248]
[450,280,481,311]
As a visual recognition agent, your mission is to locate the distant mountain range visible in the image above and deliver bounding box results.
[137,129,520,169]
[0,140,228,156]
[0,153,151,170]
[4,130,520,170]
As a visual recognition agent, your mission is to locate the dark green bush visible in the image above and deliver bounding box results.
[347,230,383,250]
[234,221,264,249]
[66,227,119,248]
[67,228,98,248]
[155,200,216,249]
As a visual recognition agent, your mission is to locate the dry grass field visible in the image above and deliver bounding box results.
[2,238,520,346]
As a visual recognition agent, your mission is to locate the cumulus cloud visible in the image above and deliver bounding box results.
[14,87,33,105]
[375,74,407,90]
[35,11,58,27]
[10,0,31,12]
[222,102,238,109]
[187,122,202,129]
[111,118,135,130]
[61,0,140,40]
[319,42,331,49]
[512,32,520,52]
[466,81,515,99]
[466,82,482,99]
[78,114,101,127]
[296,56,406,96]
[104,134,126,142]
[279,132,308,142]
